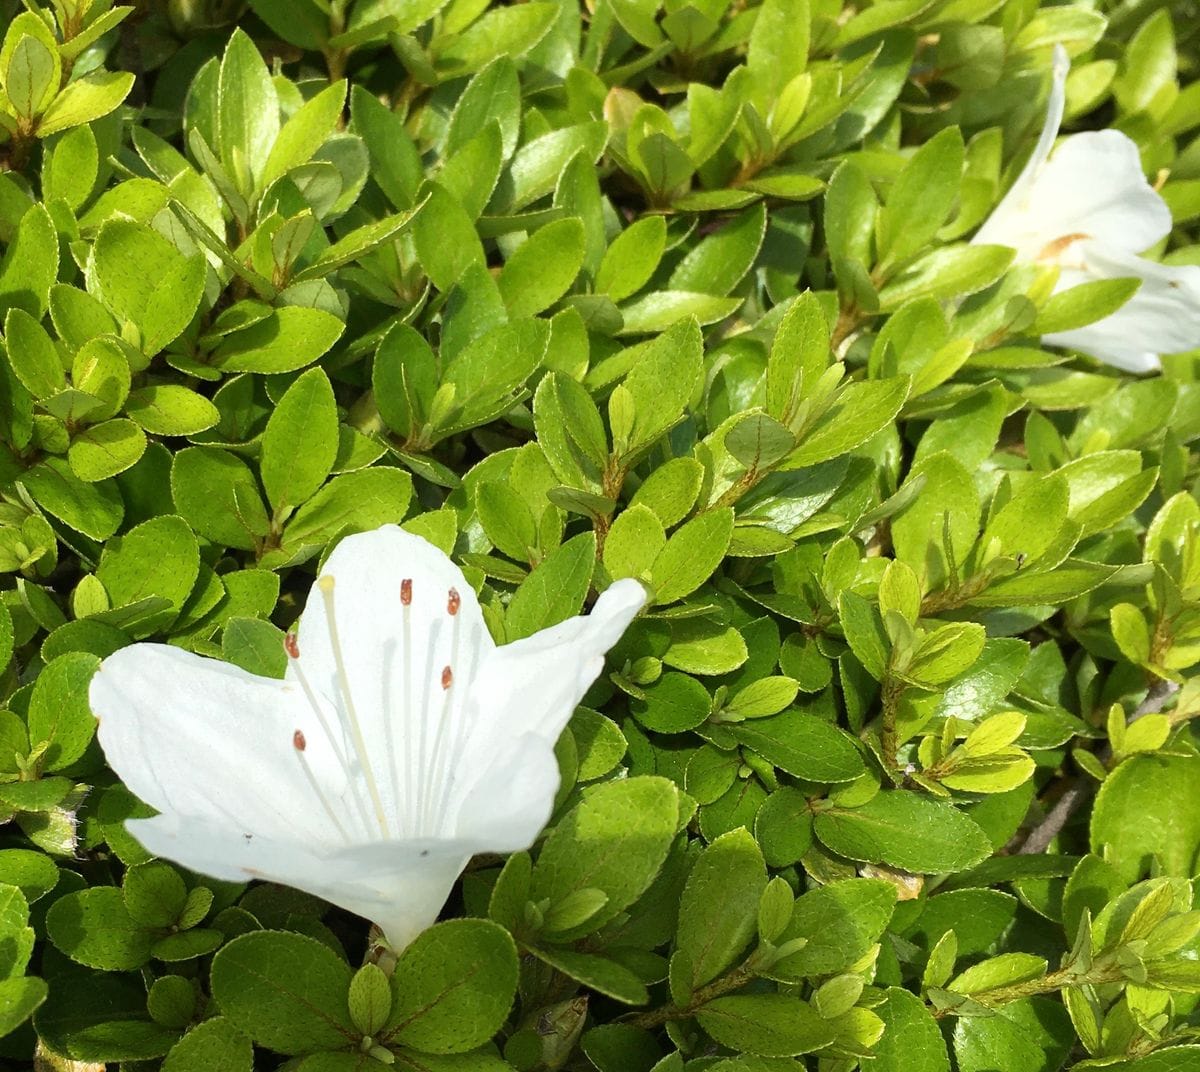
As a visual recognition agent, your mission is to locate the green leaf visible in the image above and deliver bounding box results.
[0,975,47,1039]
[755,788,814,866]
[374,323,437,441]
[596,216,667,302]
[262,81,346,189]
[618,291,741,335]
[651,509,733,604]
[494,122,608,214]
[669,204,766,296]
[696,995,835,1057]
[247,0,329,48]
[729,709,866,782]
[676,829,767,987]
[349,962,392,1037]
[770,878,896,979]
[261,368,339,513]
[498,218,585,317]
[295,205,426,282]
[0,203,58,320]
[27,652,100,771]
[766,295,829,424]
[210,306,345,374]
[383,919,518,1053]
[747,0,810,99]
[210,930,356,1055]
[162,1018,253,1072]
[631,672,711,733]
[1032,277,1141,335]
[439,318,550,436]
[605,505,667,580]
[1091,754,1200,884]
[37,71,135,138]
[446,57,522,161]
[171,447,269,551]
[871,988,950,1072]
[434,2,557,77]
[412,184,487,292]
[96,514,199,633]
[69,419,148,482]
[125,386,220,437]
[666,617,748,675]
[351,84,423,210]
[0,850,58,902]
[839,590,889,682]
[477,482,538,562]
[33,973,177,1061]
[216,28,279,189]
[506,531,596,641]
[280,467,413,558]
[879,244,1013,309]
[88,219,205,354]
[4,307,65,398]
[124,860,188,929]
[529,945,650,1005]
[531,776,679,939]
[814,791,992,873]
[20,457,124,540]
[877,127,963,272]
[782,377,910,469]
[45,887,154,970]
[6,34,58,120]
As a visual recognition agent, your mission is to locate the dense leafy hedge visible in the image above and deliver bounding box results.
[1,0,1199,1069]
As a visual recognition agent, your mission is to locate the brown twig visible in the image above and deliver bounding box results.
[1014,679,1180,855]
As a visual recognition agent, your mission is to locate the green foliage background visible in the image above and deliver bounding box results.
[0,0,1199,1068]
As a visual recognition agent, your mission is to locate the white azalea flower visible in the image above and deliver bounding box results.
[973,45,1200,373]
[90,525,646,950]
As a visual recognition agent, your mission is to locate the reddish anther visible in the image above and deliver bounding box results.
[447,587,461,616]
[401,578,413,606]
[284,632,300,659]
[441,666,453,689]
[293,729,307,751]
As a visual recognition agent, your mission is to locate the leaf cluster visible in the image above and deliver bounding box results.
[0,0,1199,1070]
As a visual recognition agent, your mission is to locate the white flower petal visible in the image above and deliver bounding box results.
[437,580,647,840]
[130,812,471,950]
[449,732,562,852]
[465,578,646,748]
[1017,131,1171,256]
[973,44,1069,250]
[290,525,494,835]
[1043,242,1200,372]
[90,644,340,844]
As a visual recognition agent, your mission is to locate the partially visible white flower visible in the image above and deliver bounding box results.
[973,45,1200,373]
[90,525,646,950]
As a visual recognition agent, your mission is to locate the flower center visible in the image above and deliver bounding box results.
[283,577,482,843]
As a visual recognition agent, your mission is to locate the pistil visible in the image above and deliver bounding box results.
[318,576,391,838]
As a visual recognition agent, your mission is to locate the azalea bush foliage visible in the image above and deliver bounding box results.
[2,0,1200,1068]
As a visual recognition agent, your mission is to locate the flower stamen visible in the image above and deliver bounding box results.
[318,576,391,838]
[399,580,415,837]
[412,618,443,836]
[292,727,351,841]
[433,619,483,834]
[419,590,462,833]
[284,631,371,835]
